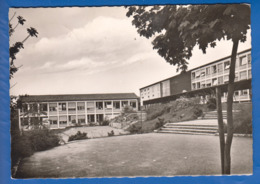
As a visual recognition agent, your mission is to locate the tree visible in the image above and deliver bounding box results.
[126,4,250,174]
[9,14,39,79]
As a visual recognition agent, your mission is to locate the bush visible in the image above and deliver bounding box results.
[100,120,110,126]
[207,97,216,110]
[155,118,166,129]
[11,128,60,168]
[193,107,203,118]
[27,128,60,151]
[128,124,142,134]
[108,130,115,136]
[122,105,136,114]
[68,131,88,142]
[233,105,252,134]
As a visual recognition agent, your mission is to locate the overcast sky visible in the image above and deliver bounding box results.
[9,6,251,96]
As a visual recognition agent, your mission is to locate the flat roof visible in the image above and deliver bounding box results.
[140,48,251,90]
[20,93,139,103]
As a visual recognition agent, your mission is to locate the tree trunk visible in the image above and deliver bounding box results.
[224,39,239,174]
[21,35,30,44]
[216,87,225,174]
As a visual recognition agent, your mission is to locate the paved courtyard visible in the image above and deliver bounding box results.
[15,133,252,178]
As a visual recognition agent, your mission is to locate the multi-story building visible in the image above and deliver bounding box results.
[18,93,139,129]
[191,49,251,102]
[140,71,191,106]
[140,49,251,106]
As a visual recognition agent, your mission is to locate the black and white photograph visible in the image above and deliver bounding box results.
[9,4,252,178]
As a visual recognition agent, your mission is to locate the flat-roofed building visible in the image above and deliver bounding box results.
[191,49,251,102]
[140,48,251,106]
[18,93,139,129]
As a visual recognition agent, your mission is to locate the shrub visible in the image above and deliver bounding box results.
[128,124,142,134]
[68,131,88,142]
[193,107,203,118]
[100,119,110,126]
[155,118,166,129]
[122,105,136,114]
[233,105,252,134]
[28,128,60,151]
[11,128,60,168]
[108,130,115,136]
[207,97,216,110]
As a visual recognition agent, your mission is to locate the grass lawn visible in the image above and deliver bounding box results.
[15,133,252,178]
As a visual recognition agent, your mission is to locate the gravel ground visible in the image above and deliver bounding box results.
[15,133,252,178]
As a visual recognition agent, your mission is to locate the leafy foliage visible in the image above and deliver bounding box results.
[207,97,217,110]
[9,14,39,79]
[11,128,60,169]
[68,131,88,142]
[126,4,250,71]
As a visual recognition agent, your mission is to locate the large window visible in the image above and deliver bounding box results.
[201,81,205,88]
[248,69,252,78]
[235,73,239,82]
[218,76,223,85]
[59,103,66,111]
[200,71,205,77]
[240,71,247,80]
[77,102,85,111]
[224,61,230,70]
[206,67,211,75]
[87,102,95,111]
[206,79,211,87]
[49,103,57,112]
[212,78,218,86]
[240,56,247,66]
[96,102,103,110]
[105,101,112,109]
[78,115,86,124]
[191,72,195,79]
[40,103,47,111]
[217,63,223,73]
[130,101,137,108]
[68,102,76,112]
[68,115,76,124]
[59,116,67,126]
[224,75,229,83]
[197,82,200,89]
[29,103,38,111]
[248,54,251,66]
[212,65,217,74]
[121,101,128,107]
[195,71,201,78]
[113,101,120,109]
[192,83,196,90]
[49,116,58,125]
[241,89,248,96]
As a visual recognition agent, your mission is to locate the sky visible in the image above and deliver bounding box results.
[9,6,251,96]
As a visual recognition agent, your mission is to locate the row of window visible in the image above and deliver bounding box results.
[192,70,251,90]
[22,101,137,112]
[191,54,251,80]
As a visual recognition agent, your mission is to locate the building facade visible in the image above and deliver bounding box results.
[140,71,191,106]
[19,93,139,129]
[140,49,251,106]
[191,49,251,103]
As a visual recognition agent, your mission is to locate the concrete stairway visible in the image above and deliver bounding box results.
[156,121,219,135]
[203,110,240,120]
[203,111,227,119]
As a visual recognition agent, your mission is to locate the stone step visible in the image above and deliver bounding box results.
[164,125,218,130]
[158,130,216,136]
[165,123,218,127]
[160,127,217,133]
